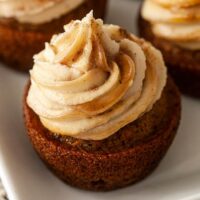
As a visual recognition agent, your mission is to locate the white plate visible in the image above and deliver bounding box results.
[0,0,200,200]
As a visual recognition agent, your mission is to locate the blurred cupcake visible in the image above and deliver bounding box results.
[138,0,200,97]
[0,0,107,71]
[24,12,181,191]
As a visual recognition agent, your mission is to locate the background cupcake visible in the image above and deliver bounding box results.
[0,0,107,71]
[138,0,200,98]
[24,12,181,191]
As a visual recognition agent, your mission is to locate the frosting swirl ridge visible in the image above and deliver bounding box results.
[142,0,200,50]
[0,0,84,24]
[27,12,167,140]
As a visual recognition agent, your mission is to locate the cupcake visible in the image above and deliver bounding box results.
[0,0,107,71]
[24,12,181,191]
[138,0,200,97]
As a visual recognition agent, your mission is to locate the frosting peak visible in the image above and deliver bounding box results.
[51,12,116,73]
[27,12,167,140]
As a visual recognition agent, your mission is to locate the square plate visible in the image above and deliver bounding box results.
[0,0,200,200]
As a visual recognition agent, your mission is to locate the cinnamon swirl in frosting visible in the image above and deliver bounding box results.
[27,11,167,140]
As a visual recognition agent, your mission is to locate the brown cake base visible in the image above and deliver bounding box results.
[138,15,200,98]
[0,0,107,72]
[23,77,181,191]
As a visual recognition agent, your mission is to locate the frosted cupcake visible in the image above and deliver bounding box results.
[139,0,200,97]
[0,0,107,71]
[24,12,181,191]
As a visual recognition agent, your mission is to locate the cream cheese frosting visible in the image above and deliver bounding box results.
[152,0,200,8]
[27,12,167,140]
[142,0,200,50]
[0,0,84,24]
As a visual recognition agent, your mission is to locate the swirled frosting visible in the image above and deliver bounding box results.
[27,12,167,140]
[142,0,200,50]
[0,0,84,24]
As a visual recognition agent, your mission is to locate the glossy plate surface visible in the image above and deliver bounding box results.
[0,0,200,199]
